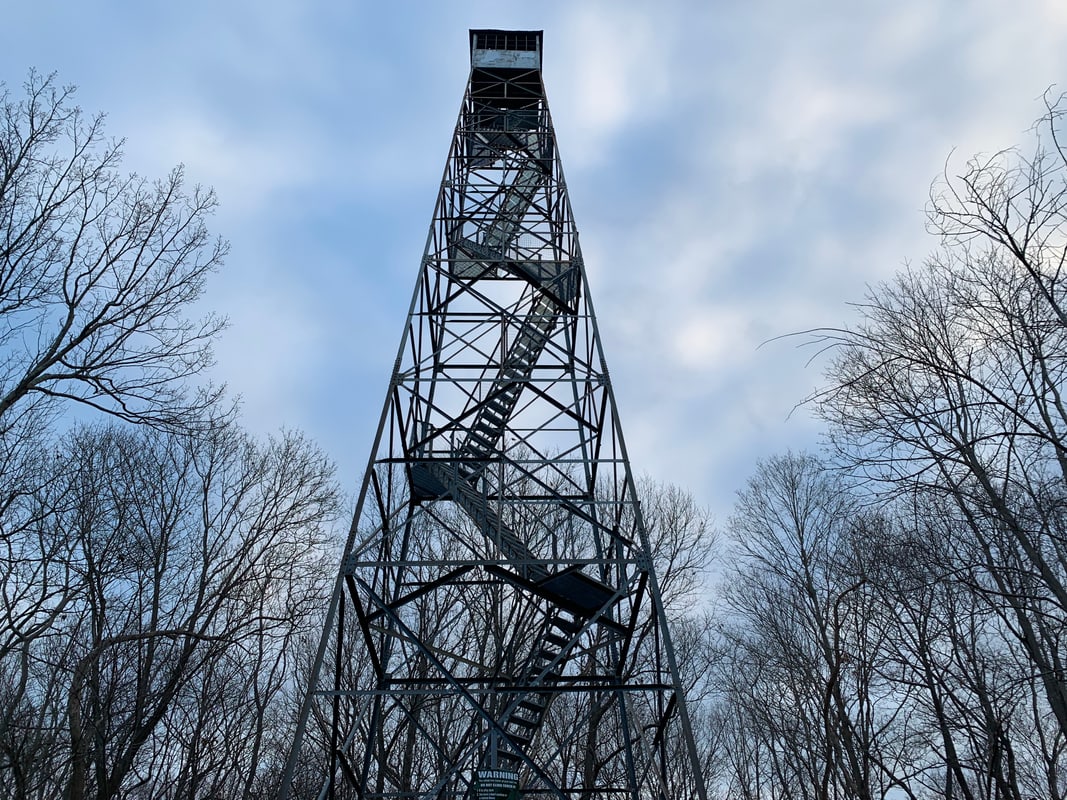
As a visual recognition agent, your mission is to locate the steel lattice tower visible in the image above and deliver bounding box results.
[281,30,707,800]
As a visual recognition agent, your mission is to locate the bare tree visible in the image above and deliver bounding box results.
[0,68,361,800]
[870,493,1067,800]
[807,95,1067,747]
[716,453,915,800]
[0,421,341,800]
[0,70,226,433]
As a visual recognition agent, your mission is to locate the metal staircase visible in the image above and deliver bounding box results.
[456,291,561,467]
[499,611,582,761]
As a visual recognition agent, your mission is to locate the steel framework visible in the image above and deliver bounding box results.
[280,30,707,800]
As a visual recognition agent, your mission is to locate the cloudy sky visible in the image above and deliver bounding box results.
[5,1,1067,523]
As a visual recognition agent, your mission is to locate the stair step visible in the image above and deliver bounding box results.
[545,632,567,648]
[468,431,494,451]
[475,411,499,427]
[518,699,546,713]
[550,615,581,634]
[480,416,503,435]
[510,714,538,729]
[528,326,547,339]
[533,666,561,682]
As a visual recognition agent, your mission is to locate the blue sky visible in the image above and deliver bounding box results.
[5,1,1067,523]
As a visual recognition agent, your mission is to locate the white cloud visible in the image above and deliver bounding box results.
[118,111,326,217]
[670,308,753,371]
[552,5,671,166]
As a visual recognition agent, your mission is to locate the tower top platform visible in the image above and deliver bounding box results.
[469,29,543,70]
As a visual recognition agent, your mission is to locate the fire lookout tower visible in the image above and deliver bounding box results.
[280,30,707,800]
